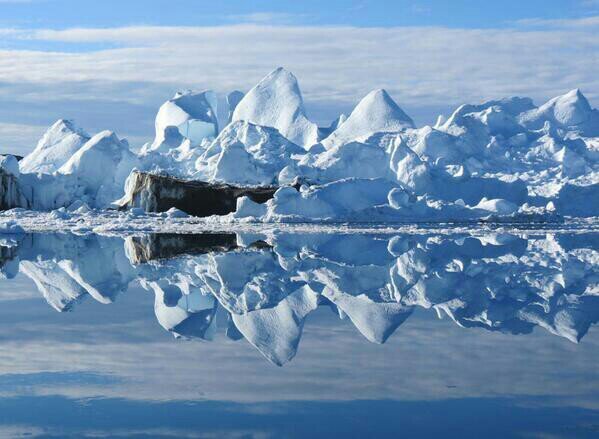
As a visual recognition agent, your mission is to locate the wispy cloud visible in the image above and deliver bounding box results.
[225,12,312,25]
[582,0,599,7]
[411,3,432,14]
[513,15,599,28]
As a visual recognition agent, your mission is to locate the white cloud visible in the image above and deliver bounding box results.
[2,22,596,104]
[0,20,597,154]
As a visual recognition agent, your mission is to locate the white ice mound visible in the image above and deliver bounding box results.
[521,89,599,135]
[20,119,90,174]
[151,90,219,151]
[322,89,415,148]
[232,67,319,149]
[195,120,305,186]
[58,131,139,207]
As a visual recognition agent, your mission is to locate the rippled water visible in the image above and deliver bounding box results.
[0,231,597,438]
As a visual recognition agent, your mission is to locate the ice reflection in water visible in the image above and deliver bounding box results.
[1,231,597,366]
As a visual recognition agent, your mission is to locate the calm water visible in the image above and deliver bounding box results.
[0,231,597,438]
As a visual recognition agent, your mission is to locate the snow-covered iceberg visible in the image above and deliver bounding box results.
[3,68,598,222]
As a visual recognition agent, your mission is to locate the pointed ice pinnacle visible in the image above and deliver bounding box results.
[232,67,319,149]
[20,119,90,174]
[322,89,415,148]
[543,88,592,126]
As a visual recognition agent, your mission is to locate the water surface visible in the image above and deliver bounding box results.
[0,231,597,438]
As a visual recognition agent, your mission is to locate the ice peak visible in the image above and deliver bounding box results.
[51,119,77,132]
[355,89,414,126]
[19,119,90,175]
[537,88,593,127]
[566,88,584,99]
[44,118,87,139]
[232,67,319,148]
[322,89,415,147]
[270,66,293,79]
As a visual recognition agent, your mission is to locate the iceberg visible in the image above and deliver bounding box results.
[0,69,597,221]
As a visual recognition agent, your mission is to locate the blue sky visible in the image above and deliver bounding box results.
[0,0,593,30]
[0,0,597,154]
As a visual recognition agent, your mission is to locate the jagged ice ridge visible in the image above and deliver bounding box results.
[1,67,598,222]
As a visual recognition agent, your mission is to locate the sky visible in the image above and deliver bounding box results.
[0,0,598,154]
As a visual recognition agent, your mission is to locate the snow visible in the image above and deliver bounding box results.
[232,67,320,149]
[19,119,90,174]
[164,207,189,218]
[58,130,139,208]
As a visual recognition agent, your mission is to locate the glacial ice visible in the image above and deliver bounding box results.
[149,90,219,152]
[3,68,599,222]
